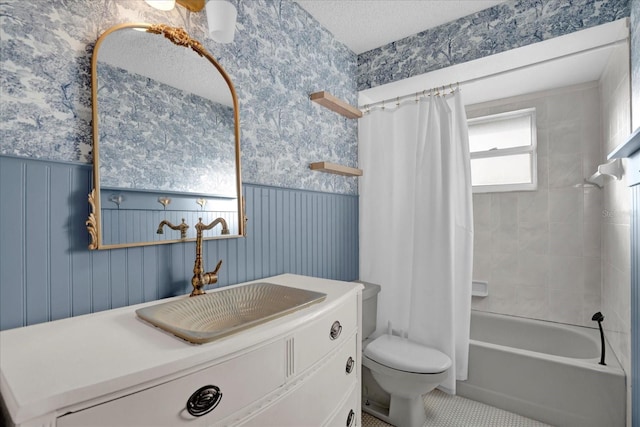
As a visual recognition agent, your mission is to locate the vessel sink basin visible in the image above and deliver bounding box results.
[135,282,326,344]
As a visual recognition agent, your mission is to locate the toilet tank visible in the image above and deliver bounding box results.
[354,280,381,339]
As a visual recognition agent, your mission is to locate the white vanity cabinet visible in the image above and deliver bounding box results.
[56,340,286,426]
[0,274,363,427]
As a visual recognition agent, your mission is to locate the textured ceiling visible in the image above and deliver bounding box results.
[294,0,507,54]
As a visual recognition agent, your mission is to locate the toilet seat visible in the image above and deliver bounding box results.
[364,334,451,374]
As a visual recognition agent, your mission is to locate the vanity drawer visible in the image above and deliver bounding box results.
[57,340,284,426]
[295,293,358,374]
[241,333,358,426]
[325,384,359,427]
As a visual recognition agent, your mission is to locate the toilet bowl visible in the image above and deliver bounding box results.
[357,281,452,427]
[363,334,451,426]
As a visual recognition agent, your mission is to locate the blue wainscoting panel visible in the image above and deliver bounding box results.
[0,158,26,327]
[0,155,359,331]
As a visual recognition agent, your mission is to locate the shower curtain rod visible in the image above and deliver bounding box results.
[359,38,628,113]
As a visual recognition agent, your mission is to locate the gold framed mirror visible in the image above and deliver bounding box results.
[86,23,244,250]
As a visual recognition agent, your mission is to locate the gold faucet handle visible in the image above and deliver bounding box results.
[212,259,222,274]
[203,260,223,286]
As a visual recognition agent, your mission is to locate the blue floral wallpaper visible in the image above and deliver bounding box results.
[98,63,236,196]
[0,0,359,195]
[0,0,636,196]
[358,0,630,91]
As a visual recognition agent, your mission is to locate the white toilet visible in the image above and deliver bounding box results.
[359,281,452,427]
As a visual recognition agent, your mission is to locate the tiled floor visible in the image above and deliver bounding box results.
[361,390,552,427]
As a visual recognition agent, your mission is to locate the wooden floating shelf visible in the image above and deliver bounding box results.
[309,162,363,177]
[309,91,363,119]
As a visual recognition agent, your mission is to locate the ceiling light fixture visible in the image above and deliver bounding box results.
[205,0,237,43]
[147,0,237,43]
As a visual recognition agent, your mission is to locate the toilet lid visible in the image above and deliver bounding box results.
[364,334,452,374]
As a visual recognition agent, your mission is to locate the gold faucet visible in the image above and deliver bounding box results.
[157,218,189,239]
[191,217,229,296]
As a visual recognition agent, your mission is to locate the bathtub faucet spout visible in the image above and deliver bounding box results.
[591,312,606,366]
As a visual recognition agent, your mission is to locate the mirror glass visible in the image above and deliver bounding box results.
[88,23,243,249]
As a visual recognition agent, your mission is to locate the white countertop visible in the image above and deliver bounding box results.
[0,274,362,425]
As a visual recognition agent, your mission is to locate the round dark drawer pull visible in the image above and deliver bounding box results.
[186,385,222,417]
[346,409,355,427]
[330,320,342,340]
[345,356,355,374]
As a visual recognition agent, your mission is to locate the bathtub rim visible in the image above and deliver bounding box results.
[469,309,625,375]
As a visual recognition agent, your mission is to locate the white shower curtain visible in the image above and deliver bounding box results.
[359,91,473,394]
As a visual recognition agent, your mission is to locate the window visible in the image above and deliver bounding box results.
[467,108,537,193]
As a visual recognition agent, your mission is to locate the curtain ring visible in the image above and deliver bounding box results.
[396,96,400,107]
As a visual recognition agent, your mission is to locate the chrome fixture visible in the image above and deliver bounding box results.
[157,218,189,239]
[191,217,229,296]
[146,0,237,43]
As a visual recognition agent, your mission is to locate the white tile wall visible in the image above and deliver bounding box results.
[469,43,632,423]
[468,82,604,328]
[599,43,632,398]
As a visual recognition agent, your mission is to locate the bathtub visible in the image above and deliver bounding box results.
[457,310,626,427]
